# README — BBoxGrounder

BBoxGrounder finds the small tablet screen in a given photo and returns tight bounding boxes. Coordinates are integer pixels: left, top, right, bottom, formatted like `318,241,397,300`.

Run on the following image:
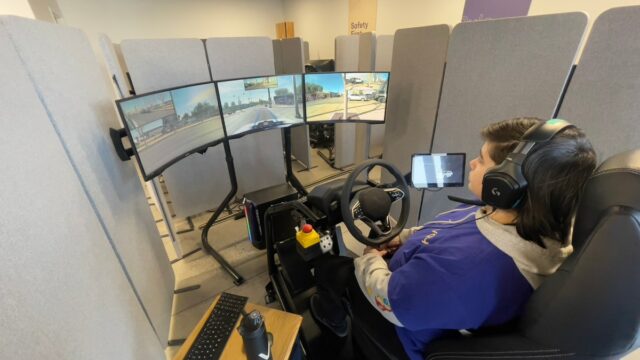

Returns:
411,153,466,188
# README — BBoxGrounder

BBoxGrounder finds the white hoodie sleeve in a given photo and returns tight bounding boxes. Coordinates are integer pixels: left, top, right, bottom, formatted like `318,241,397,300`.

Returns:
353,254,404,326
398,226,424,245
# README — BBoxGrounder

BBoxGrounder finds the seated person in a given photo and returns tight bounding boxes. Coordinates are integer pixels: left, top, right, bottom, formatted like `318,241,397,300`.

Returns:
310,117,597,360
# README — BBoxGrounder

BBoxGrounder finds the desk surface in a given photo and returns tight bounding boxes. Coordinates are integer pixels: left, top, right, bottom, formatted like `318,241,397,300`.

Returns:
174,294,303,360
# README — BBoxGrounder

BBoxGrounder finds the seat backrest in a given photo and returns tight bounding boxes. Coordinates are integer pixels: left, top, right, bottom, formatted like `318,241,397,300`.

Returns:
520,149,640,358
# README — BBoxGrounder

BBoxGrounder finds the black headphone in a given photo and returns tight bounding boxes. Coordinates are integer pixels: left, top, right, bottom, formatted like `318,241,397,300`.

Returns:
481,119,575,209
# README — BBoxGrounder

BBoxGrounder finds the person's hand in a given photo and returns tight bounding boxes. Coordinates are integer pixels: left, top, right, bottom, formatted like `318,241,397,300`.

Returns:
378,236,402,253
363,246,388,257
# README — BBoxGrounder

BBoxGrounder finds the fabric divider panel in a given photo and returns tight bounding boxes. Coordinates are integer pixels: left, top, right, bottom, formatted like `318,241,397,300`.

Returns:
273,39,284,74
3,16,175,345
334,35,360,168
354,32,376,164
279,37,312,170
558,6,640,162
98,34,129,97
0,16,164,359
370,34,394,158
419,13,587,224
382,25,450,226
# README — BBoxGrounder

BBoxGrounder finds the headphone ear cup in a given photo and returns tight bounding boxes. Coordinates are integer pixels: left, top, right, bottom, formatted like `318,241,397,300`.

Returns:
482,160,527,209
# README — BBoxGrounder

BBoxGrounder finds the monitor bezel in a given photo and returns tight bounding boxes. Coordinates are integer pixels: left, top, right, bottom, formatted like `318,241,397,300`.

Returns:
303,71,390,125
115,81,225,181
410,152,467,189
215,73,308,141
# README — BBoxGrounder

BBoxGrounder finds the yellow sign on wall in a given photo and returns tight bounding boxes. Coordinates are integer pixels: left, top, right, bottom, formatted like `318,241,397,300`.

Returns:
348,0,377,35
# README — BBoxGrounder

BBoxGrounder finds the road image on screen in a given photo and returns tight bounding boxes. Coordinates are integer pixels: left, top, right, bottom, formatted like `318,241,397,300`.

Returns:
118,83,223,179
412,153,466,188
217,75,304,137
305,72,389,123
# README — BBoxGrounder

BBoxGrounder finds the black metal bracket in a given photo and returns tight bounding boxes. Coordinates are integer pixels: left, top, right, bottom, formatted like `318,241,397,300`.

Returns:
200,138,245,286
283,127,308,196
109,127,134,161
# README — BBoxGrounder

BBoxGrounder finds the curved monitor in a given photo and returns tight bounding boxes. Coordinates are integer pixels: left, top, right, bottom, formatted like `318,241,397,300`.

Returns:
304,71,389,123
217,74,306,139
116,82,224,181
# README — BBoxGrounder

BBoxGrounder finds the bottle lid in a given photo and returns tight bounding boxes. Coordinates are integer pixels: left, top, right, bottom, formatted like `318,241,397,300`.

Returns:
302,224,313,233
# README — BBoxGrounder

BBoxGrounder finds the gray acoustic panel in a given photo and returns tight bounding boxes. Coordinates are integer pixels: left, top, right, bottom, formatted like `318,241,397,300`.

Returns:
374,35,394,71
354,32,376,163
0,16,163,359
335,35,359,168
3,16,174,345
281,37,305,74
358,32,376,71
98,34,128,98
272,39,283,74
370,34,394,158
113,43,131,87
382,25,450,226
559,6,640,162
206,37,275,79
120,38,210,93
206,37,286,196
420,13,587,224
279,37,312,169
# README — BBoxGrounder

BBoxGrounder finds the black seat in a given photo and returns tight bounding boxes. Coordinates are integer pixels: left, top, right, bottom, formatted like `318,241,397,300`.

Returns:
354,149,640,360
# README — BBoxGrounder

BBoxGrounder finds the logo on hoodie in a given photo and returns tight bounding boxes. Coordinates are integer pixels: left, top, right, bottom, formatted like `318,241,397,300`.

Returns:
375,295,392,312
422,230,438,245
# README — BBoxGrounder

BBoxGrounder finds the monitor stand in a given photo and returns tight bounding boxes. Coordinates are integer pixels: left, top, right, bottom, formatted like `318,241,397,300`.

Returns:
200,138,244,285
198,127,308,286
283,127,308,196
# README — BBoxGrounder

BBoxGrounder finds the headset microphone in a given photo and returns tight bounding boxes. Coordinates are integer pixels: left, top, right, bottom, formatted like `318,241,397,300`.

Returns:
448,195,486,207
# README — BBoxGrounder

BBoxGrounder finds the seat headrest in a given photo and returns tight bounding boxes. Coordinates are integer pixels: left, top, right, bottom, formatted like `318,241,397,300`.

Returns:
572,149,640,251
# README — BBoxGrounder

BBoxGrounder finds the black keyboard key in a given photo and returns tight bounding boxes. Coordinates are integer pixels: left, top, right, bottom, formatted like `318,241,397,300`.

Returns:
184,292,249,360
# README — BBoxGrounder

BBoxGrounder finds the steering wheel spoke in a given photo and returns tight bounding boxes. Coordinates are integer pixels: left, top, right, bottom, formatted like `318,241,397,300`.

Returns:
351,201,365,220
359,216,392,237
384,187,405,203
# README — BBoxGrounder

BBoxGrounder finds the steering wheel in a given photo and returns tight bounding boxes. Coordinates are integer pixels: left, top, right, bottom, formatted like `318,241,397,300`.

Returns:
340,159,410,247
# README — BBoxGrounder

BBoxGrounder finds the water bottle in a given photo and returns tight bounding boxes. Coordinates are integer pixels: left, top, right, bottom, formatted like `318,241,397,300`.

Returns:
237,309,273,360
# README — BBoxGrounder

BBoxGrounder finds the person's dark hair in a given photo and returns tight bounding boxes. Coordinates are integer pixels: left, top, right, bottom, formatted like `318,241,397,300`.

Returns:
481,117,597,246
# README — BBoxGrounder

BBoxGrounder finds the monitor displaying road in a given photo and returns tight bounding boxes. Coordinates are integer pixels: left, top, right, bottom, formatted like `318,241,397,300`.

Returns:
117,83,223,178
305,72,389,123
217,75,305,137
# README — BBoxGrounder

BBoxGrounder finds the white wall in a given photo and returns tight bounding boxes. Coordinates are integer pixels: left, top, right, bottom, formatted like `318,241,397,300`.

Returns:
57,0,284,42
376,0,465,35
283,0,347,59
529,0,640,47
51,0,640,60
0,0,34,18
284,0,640,60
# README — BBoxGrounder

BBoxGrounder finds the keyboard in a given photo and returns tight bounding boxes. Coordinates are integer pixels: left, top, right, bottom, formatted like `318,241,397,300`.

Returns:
184,292,249,360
